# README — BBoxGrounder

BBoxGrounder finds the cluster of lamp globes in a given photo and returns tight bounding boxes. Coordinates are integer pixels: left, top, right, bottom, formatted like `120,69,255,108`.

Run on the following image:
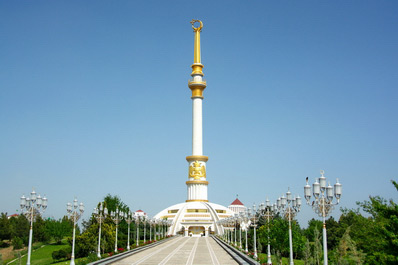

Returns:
67,199,85,218
304,170,342,217
20,190,48,214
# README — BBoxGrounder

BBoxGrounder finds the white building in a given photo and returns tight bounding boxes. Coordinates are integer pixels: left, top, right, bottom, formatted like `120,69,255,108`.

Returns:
153,20,234,237
228,198,247,214
134,209,147,218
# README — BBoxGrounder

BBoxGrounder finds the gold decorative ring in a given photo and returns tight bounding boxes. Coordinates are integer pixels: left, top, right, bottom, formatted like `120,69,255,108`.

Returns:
190,19,203,32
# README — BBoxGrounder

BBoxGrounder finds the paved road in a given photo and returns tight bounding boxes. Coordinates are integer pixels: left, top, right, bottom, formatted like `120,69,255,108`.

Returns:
111,236,238,265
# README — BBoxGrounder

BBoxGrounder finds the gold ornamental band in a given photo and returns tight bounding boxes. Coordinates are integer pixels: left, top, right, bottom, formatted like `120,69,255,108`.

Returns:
190,88,204,98
191,64,204,76
186,180,209,185
186,155,209,162
186,199,209,202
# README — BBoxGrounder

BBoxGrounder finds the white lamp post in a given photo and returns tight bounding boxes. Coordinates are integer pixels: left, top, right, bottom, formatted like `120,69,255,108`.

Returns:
93,202,108,258
153,219,157,241
242,210,250,253
234,213,238,246
149,218,152,242
304,170,342,265
161,219,167,238
238,212,243,249
66,198,84,265
143,216,147,244
228,218,233,244
135,216,140,246
20,189,47,265
124,211,133,250
110,207,122,252
167,220,172,237
277,188,301,265
259,198,277,265
248,204,259,259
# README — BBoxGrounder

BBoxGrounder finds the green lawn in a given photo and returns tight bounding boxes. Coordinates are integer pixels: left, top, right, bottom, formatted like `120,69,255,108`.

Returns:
8,243,68,265
258,253,304,265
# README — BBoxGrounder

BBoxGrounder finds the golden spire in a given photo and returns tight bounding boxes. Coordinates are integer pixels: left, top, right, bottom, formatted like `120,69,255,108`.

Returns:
188,19,207,98
191,19,203,65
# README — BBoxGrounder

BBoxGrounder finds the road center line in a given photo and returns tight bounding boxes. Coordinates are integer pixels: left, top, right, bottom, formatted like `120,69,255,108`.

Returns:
206,237,220,265
185,237,199,265
158,237,192,265
131,236,184,265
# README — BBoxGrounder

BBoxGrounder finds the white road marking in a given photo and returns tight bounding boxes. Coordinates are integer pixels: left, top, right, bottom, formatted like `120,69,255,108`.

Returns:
206,237,220,265
158,237,192,265
185,237,199,265
130,236,184,265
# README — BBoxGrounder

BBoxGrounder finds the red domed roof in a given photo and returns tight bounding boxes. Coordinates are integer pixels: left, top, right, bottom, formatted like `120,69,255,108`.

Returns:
230,198,244,206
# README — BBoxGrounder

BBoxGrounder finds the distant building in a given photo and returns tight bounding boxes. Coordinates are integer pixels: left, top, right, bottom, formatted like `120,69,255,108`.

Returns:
7,214,19,219
228,198,247,214
134,209,147,218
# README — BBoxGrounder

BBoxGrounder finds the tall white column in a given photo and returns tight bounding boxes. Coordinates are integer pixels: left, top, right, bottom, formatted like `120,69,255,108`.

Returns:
186,20,208,203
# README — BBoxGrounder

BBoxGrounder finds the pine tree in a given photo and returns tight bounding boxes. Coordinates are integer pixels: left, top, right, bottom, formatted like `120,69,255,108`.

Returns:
313,228,322,265
303,239,312,265
337,226,364,265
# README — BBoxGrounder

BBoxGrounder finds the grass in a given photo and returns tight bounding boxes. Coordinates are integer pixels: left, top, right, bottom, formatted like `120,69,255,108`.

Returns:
7,243,68,265
258,253,304,265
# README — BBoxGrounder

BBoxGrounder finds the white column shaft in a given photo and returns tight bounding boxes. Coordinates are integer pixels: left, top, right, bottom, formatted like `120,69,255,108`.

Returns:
192,98,203,156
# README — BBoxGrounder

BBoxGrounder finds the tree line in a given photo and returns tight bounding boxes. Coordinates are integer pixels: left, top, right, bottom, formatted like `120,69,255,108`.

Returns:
1,182,397,264
246,180,398,264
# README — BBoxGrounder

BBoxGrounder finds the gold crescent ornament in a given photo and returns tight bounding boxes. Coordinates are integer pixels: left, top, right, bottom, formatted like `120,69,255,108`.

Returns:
190,19,203,32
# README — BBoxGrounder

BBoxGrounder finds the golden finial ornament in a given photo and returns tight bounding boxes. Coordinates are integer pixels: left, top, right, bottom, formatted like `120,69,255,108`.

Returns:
190,19,203,32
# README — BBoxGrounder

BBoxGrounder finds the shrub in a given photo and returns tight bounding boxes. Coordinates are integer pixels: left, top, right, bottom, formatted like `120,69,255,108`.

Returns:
11,237,23,250
52,248,70,261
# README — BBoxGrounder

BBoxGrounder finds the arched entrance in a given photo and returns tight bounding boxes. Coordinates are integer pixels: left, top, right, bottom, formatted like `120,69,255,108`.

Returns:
188,226,205,237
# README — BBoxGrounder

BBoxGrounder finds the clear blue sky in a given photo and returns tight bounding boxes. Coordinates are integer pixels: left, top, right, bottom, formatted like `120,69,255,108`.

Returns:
1,1,397,227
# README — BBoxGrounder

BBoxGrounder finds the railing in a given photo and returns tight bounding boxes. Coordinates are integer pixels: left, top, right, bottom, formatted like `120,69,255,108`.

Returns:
212,235,260,265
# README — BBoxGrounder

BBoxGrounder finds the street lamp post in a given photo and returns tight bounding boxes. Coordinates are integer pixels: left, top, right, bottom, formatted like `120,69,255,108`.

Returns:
248,204,259,259
143,216,147,244
234,214,238,247
124,211,133,250
242,209,250,253
304,170,342,265
227,217,233,244
20,189,48,265
93,202,108,258
149,219,152,242
153,219,157,241
259,198,276,265
238,212,243,249
166,220,172,237
66,198,84,265
159,219,163,239
135,216,140,246
161,219,167,238
110,207,122,253
277,188,301,265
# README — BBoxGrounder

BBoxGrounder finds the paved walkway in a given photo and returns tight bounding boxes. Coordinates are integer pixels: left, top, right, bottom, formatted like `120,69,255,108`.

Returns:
111,237,238,265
